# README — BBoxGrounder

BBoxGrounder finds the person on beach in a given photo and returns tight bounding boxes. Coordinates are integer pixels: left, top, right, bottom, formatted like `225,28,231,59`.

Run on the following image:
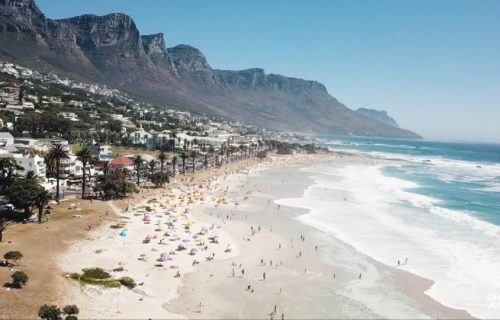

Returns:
282,313,285,320
242,269,245,277
263,272,266,281
359,273,362,279
232,268,235,277
278,243,281,250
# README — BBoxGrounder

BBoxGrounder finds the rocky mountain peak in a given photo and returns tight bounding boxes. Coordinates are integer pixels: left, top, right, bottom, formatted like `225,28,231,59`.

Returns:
167,44,212,74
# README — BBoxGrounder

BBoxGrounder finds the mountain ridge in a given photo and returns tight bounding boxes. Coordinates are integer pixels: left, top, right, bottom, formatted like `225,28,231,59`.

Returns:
0,0,421,138
356,108,400,128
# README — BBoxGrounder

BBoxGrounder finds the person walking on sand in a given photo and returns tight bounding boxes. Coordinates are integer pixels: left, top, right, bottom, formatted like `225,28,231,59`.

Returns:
359,273,362,279
263,272,266,281
232,268,235,277
242,269,245,277
274,305,277,314
278,243,281,250
282,313,285,320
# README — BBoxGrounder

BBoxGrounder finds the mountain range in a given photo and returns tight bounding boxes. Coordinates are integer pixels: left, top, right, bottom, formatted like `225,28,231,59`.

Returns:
0,0,421,139
355,108,400,128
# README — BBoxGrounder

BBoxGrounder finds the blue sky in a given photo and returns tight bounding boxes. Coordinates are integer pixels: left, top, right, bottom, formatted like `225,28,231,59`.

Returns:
37,0,500,143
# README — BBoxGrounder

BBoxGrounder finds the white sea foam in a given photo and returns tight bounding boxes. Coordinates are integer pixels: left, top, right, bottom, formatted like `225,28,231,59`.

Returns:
277,163,500,318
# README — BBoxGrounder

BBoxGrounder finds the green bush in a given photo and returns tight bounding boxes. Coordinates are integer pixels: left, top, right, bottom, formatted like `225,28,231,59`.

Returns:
39,304,62,320
119,276,136,289
62,305,79,317
69,273,80,280
11,270,28,288
3,250,23,265
81,268,111,280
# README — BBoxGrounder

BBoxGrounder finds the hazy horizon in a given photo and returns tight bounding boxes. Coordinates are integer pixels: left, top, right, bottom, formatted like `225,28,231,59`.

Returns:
37,0,500,143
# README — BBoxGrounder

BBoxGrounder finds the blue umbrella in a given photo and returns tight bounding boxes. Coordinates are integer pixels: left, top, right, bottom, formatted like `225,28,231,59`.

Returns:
119,230,127,237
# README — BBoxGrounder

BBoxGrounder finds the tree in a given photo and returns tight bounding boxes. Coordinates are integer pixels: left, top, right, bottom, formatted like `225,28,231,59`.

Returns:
11,270,28,288
35,189,52,224
76,147,94,199
180,152,187,174
6,174,41,217
158,151,167,173
257,150,268,160
4,250,23,265
102,160,110,175
189,150,197,173
0,157,24,187
39,305,62,320
148,159,157,176
46,145,69,202
171,156,177,177
62,305,79,320
132,155,143,185
150,172,169,188
94,174,136,200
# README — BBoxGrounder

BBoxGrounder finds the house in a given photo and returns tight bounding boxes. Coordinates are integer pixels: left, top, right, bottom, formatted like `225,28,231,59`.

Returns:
0,152,47,183
0,132,14,147
109,156,134,173
91,144,114,161
58,155,84,179
125,127,151,145
22,101,35,110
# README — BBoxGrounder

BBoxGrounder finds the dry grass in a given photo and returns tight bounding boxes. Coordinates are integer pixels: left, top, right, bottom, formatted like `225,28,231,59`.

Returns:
0,198,113,319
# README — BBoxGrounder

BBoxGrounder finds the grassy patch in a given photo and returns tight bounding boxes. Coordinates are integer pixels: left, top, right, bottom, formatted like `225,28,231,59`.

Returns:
66,268,135,289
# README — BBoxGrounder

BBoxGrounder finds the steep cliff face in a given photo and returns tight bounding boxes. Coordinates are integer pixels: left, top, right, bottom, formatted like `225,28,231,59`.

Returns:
141,33,170,69
0,0,421,138
356,108,400,128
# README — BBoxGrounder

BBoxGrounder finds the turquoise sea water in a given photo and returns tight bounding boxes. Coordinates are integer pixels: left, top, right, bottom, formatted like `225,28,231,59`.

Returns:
321,136,500,226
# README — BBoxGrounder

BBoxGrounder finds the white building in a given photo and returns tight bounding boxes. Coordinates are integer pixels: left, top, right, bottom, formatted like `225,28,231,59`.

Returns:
0,132,14,147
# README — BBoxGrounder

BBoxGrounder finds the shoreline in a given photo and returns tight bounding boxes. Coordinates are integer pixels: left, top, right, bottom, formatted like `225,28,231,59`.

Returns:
168,156,473,319
0,151,474,319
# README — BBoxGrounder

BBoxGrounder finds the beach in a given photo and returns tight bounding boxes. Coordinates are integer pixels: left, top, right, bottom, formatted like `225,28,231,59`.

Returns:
1,151,476,319
168,155,472,319
56,151,473,319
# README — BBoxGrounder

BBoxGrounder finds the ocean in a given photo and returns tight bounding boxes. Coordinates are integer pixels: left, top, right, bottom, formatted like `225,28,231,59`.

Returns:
278,137,500,318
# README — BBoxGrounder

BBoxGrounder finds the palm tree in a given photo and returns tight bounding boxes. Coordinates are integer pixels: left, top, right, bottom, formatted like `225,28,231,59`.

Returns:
133,155,143,185
46,145,69,202
172,156,177,176
23,170,39,184
76,147,94,199
171,131,177,151
189,150,197,173
102,160,110,175
35,189,52,224
180,152,187,174
158,151,167,173
148,159,157,176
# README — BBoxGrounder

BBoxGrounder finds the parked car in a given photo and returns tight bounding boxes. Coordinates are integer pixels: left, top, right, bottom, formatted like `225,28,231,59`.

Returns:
0,204,15,212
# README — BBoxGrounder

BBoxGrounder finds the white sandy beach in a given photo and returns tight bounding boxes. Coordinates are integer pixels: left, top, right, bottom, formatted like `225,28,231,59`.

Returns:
55,153,472,319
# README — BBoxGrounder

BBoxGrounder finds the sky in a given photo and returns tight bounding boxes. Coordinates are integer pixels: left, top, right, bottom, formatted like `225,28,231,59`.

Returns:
37,0,500,143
